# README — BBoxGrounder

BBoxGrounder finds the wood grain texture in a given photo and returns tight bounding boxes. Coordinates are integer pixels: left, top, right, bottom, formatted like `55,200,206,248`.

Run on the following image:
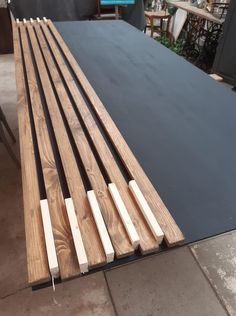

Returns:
34,22,133,258
25,22,106,267
42,20,159,254
19,21,80,280
13,21,50,285
47,20,184,246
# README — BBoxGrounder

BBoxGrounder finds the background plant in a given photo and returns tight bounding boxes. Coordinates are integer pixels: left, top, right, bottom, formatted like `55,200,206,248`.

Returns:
155,36,184,55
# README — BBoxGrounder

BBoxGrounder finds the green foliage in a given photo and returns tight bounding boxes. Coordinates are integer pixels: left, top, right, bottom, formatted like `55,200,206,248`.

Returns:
155,36,184,55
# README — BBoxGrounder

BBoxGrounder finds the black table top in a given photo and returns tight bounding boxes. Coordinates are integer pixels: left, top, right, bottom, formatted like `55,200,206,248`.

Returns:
55,20,236,244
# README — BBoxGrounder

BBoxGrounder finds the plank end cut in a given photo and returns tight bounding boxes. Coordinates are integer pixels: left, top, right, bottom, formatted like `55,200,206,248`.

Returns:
108,183,140,249
129,180,164,244
209,73,223,82
40,199,60,279
87,190,115,263
64,198,89,274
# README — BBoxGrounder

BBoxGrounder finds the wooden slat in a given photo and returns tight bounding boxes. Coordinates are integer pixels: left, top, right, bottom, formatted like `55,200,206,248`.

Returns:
65,198,88,273
46,20,184,246
87,191,115,263
33,22,133,258
40,199,59,278
129,180,164,244
41,20,159,254
108,183,139,248
13,21,50,285
24,22,106,267
19,21,80,280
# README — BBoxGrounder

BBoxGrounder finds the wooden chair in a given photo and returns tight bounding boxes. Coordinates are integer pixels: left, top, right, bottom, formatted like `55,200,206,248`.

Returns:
95,0,122,20
0,106,20,167
145,10,172,38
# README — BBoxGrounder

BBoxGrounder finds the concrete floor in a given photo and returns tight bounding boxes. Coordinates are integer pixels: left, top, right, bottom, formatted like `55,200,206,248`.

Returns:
0,54,236,316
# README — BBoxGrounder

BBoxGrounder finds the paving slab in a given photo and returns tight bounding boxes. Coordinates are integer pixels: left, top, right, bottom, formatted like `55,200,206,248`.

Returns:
105,247,227,316
0,54,27,297
0,272,115,316
0,167,27,298
191,232,236,316
0,54,18,164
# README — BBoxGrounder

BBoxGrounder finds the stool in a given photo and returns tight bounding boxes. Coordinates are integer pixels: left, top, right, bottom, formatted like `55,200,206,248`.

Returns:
145,10,171,38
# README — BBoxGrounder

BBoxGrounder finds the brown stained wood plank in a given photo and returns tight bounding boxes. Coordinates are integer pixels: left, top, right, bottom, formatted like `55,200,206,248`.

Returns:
47,20,184,246
19,22,80,280
13,22,50,285
41,21,158,254
25,23,106,267
33,23,134,258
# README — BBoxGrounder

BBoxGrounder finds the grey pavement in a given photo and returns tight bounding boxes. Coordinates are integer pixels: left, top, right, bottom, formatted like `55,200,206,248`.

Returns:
0,54,235,316
191,233,236,316
105,247,228,316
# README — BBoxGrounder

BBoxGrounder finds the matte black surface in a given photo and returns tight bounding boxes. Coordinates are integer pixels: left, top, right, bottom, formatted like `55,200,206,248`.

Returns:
213,0,236,86
55,21,236,244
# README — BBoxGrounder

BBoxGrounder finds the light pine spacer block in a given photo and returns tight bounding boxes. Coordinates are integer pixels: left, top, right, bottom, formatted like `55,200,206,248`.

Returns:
87,190,115,263
210,74,223,82
16,18,20,24
40,199,59,278
30,18,34,24
43,17,48,22
65,198,88,273
36,17,41,23
108,183,140,248
23,18,27,24
129,180,164,244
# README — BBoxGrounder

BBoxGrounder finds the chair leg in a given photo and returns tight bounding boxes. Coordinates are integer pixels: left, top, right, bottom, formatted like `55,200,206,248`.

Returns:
160,18,163,33
97,0,101,18
115,5,119,20
0,122,20,168
150,17,154,38
0,107,16,143
166,16,171,39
